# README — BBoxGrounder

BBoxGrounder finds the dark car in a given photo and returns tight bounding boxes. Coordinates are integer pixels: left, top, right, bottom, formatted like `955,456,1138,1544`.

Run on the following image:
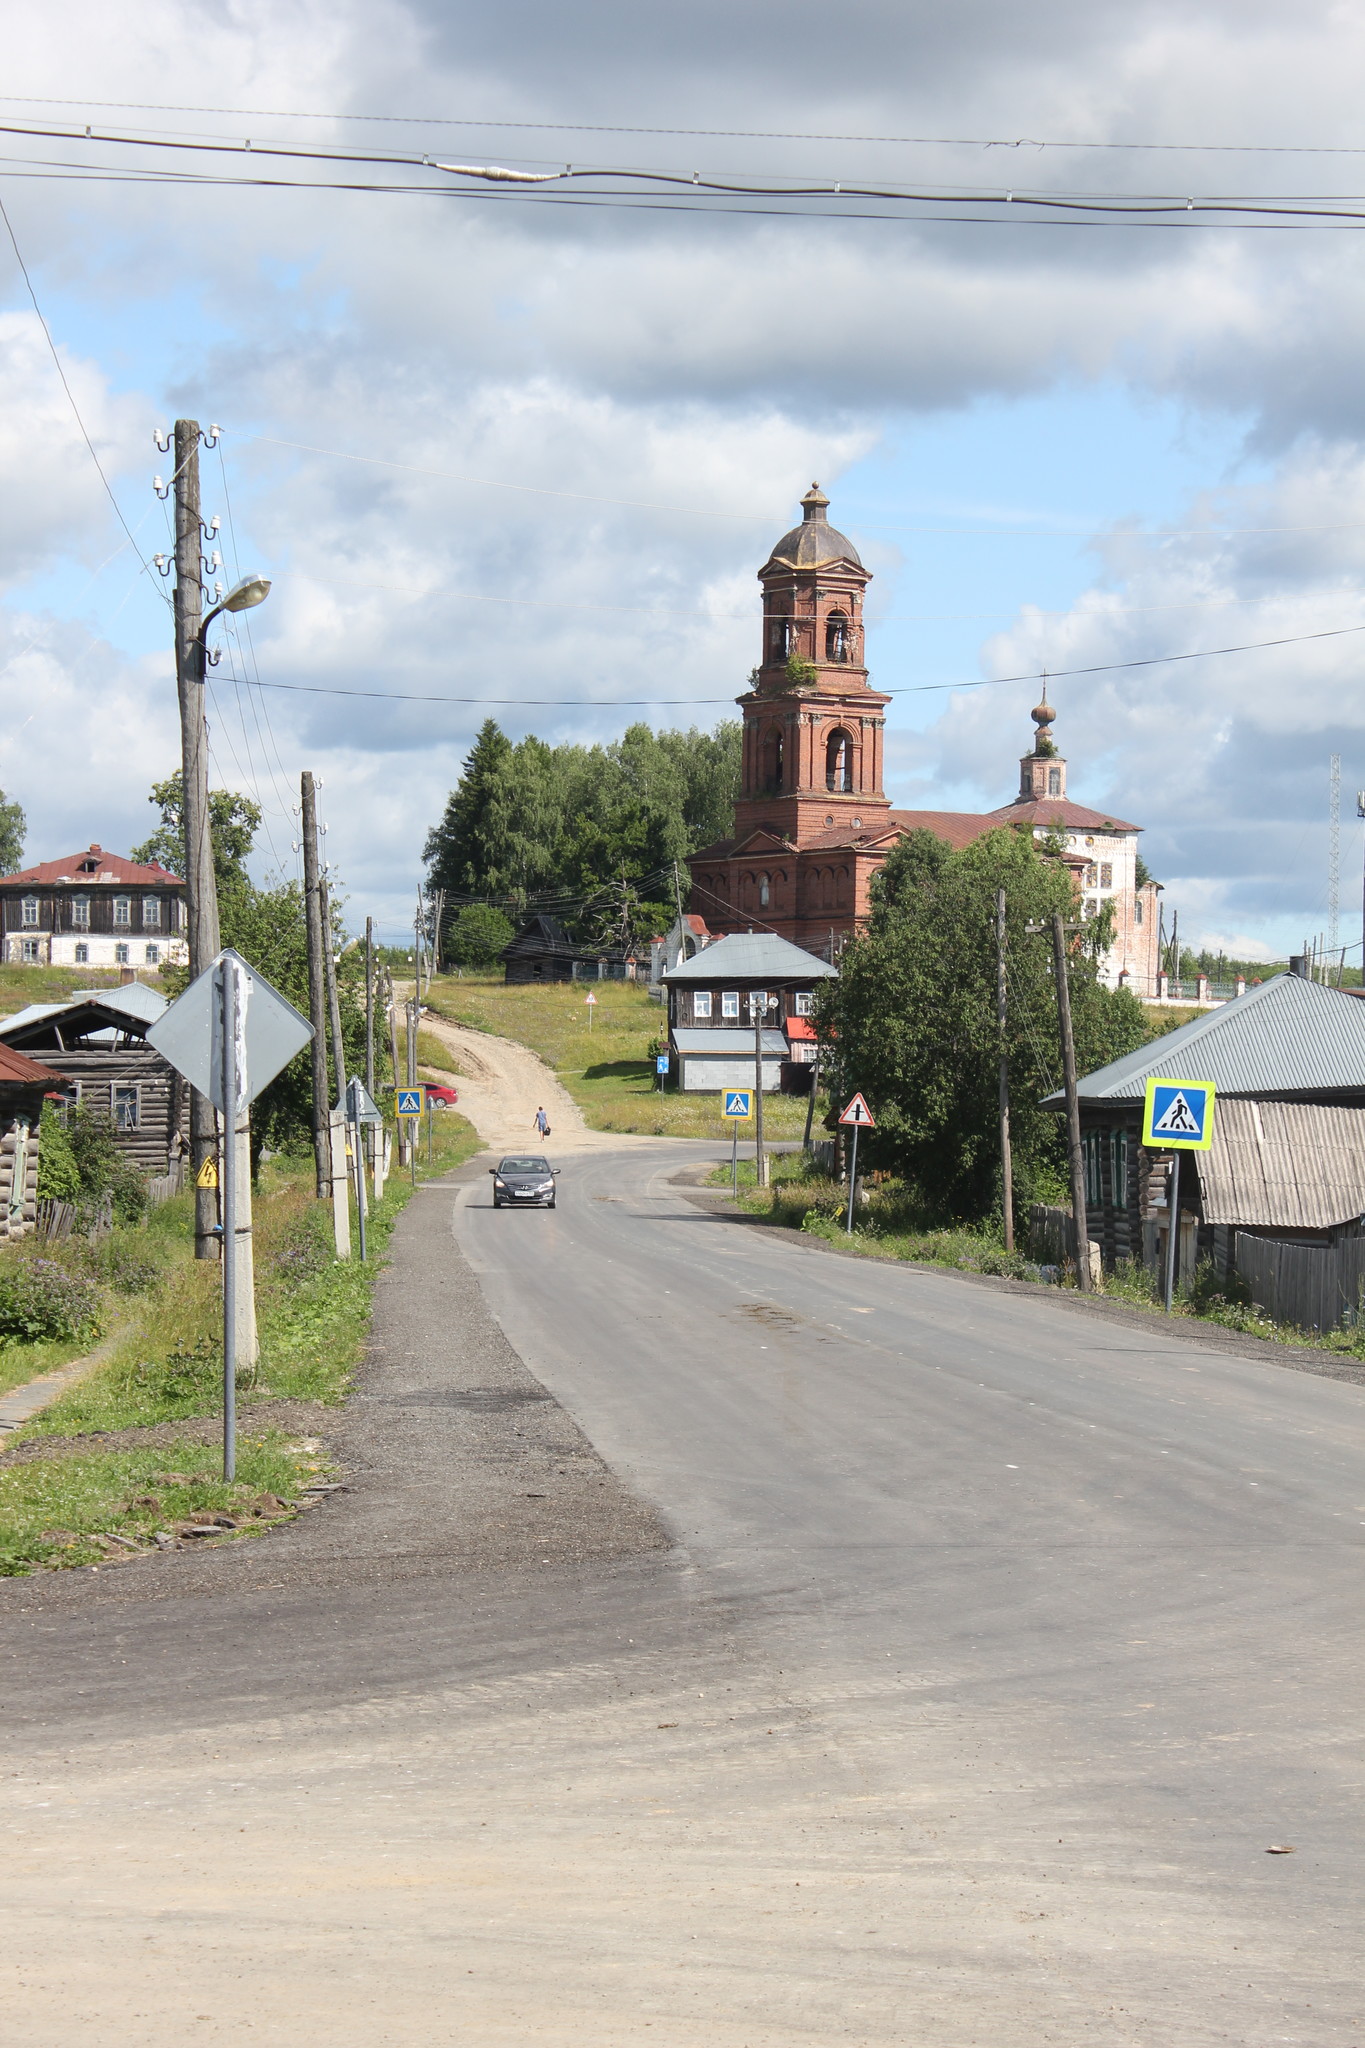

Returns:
489,1155,559,1209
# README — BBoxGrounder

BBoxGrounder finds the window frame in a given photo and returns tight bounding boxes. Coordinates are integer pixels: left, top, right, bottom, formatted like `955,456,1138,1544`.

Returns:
113,895,131,928
692,990,712,1019
145,942,160,966
21,937,39,963
114,942,130,965
113,1083,140,1132
21,895,39,928
142,896,161,928
74,942,89,965
1109,1128,1129,1210
720,990,740,1019
1083,1128,1103,1207
1099,863,1113,889
793,991,814,1016
1047,767,1062,796
72,894,90,929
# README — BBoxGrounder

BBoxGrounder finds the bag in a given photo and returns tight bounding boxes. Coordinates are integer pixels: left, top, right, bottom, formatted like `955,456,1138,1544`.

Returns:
543,1123,551,1137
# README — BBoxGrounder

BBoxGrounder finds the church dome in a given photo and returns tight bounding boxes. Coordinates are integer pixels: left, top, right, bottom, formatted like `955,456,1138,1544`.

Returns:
764,483,863,571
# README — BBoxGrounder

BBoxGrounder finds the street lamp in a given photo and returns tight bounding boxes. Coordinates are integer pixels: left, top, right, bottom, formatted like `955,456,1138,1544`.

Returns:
205,572,271,627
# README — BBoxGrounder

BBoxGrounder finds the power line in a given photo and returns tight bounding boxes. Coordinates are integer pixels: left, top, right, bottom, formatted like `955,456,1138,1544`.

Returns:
219,617,1365,710
0,191,168,606
2,95,1362,157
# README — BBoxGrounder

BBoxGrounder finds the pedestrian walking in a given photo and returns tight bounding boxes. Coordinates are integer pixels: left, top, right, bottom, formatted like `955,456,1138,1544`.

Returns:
533,1105,550,1136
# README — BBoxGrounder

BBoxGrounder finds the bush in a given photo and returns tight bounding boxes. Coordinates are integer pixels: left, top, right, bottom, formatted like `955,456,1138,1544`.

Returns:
0,1260,100,1344
35,1105,80,1204
64,1106,149,1223
448,903,516,968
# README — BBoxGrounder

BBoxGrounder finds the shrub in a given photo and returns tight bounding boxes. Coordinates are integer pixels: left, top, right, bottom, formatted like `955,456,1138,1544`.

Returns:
36,1104,81,1204
0,1260,100,1344
64,1106,149,1223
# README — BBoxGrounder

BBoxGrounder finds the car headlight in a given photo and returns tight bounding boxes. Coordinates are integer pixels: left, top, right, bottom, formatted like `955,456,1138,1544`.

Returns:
494,1178,507,1190
535,1180,554,1194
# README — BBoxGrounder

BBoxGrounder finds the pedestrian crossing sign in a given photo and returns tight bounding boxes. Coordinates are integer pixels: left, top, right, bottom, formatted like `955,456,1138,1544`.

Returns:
394,1086,426,1119
1142,1077,1215,1150
723,1090,753,1120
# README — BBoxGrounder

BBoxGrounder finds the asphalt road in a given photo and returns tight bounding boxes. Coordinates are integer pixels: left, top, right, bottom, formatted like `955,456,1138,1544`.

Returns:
4,1139,1364,2046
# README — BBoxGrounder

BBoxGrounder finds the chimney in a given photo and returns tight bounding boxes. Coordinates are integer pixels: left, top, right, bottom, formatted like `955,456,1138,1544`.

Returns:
119,966,136,986
1289,955,1309,978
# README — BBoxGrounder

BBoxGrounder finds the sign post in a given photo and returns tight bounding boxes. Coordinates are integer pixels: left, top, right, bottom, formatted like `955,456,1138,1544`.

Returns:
393,1085,426,1188
346,1076,383,1263
838,1093,876,1234
1141,1077,1216,1312
722,1088,753,1196
655,1052,669,1092
585,991,597,1032
148,949,313,1480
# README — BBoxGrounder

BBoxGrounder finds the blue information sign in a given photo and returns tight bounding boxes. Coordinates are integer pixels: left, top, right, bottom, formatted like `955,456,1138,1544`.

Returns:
1142,1077,1216,1151
723,1090,753,1120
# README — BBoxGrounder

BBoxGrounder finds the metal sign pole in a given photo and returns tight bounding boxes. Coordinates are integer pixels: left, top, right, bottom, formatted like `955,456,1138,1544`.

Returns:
219,958,238,1482
731,1126,738,1196
1163,1152,1181,1313
845,1123,860,1234
348,1081,368,1265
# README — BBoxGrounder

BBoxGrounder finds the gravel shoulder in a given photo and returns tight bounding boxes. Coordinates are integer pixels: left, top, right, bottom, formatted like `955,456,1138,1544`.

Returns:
0,1159,668,1615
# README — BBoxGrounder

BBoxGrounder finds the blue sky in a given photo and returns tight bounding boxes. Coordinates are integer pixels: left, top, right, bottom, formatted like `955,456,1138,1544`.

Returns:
4,0,1365,957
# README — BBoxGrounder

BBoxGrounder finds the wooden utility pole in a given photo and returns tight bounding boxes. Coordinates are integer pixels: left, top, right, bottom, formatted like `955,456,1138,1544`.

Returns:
364,916,375,1094
300,772,331,1197
752,993,768,1188
1051,911,1092,1292
386,967,400,1088
320,868,346,1106
996,887,1014,1251
803,1039,822,1152
173,419,222,1260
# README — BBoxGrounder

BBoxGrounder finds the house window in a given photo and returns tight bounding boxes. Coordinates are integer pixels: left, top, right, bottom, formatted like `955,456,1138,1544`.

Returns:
1084,864,1098,888
21,938,39,963
721,991,740,1019
749,990,770,1018
693,991,712,1019
72,895,90,929
1099,863,1113,888
114,896,131,927
74,943,88,964
794,992,813,1016
1109,1129,1129,1209
21,895,38,927
1083,1129,1103,1207
759,873,771,908
145,943,160,966
1047,768,1061,796
113,1085,140,1131
1135,899,1144,926
791,1041,818,1063
115,942,129,965
825,612,849,662
143,897,161,927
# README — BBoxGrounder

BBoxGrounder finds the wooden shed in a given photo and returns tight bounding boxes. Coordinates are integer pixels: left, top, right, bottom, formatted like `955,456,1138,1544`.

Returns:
0,989,187,1177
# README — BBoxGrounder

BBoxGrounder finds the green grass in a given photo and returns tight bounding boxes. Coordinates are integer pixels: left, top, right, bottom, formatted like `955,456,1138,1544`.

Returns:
0,961,142,1017
0,1429,329,1575
0,1333,103,1401
0,1107,480,1571
424,971,817,1140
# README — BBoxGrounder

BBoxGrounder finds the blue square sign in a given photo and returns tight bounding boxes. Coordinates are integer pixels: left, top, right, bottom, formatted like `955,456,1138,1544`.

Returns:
1142,1077,1215,1150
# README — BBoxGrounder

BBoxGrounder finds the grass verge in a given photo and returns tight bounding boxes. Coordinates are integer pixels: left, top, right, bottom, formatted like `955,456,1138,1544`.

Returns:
424,971,817,1140
0,1106,480,1570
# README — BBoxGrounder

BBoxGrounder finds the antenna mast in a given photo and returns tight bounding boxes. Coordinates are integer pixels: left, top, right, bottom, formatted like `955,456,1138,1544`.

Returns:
1329,753,1341,971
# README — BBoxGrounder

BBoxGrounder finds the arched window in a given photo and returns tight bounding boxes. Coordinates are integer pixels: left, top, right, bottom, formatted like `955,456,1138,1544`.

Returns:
759,873,771,908
761,725,784,792
825,612,849,662
1047,767,1061,796
770,617,792,663
825,728,855,792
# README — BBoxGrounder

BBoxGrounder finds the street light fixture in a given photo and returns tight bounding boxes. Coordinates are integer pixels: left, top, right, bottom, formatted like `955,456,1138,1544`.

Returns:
207,572,271,623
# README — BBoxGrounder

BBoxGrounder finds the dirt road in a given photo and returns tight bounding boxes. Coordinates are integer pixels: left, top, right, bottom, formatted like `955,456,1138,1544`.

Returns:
420,1009,652,1152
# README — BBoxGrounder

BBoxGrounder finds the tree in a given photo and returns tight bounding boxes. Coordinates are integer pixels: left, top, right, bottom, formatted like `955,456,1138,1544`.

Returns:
132,772,261,902
0,789,25,875
818,828,1150,1225
423,720,516,896
448,903,516,968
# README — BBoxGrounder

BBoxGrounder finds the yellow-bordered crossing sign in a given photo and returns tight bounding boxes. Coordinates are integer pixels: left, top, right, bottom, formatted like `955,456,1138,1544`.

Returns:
1142,1077,1215,1150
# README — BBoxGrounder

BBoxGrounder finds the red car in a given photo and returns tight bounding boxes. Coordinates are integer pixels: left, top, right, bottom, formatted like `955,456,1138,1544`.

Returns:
425,1083,459,1108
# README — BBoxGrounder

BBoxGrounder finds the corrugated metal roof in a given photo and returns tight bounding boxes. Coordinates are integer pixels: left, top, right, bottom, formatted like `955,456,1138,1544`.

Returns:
74,983,167,1023
663,931,836,982
1196,1099,1365,1229
1046,973,1365,1103
0,1042,65,1087
671,1029,790,1055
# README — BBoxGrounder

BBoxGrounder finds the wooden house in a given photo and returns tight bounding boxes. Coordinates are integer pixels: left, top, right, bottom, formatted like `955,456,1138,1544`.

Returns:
0,844,187,971
1045,966,1365,1286
0,986,187,1176
661,930,836,1091
0,1042,68,1240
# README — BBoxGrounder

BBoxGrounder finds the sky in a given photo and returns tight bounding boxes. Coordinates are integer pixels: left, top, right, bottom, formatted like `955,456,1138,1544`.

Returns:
3,1,1365,956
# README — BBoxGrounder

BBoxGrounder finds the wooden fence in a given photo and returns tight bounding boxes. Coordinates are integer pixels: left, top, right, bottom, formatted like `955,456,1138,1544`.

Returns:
1234,1232,1365,1334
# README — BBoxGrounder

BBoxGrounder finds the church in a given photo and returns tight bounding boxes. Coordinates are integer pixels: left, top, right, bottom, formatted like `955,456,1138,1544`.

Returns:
685,485,1161,994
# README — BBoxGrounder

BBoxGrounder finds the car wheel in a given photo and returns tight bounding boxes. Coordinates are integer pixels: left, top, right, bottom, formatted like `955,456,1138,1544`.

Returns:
548,1196,556,1209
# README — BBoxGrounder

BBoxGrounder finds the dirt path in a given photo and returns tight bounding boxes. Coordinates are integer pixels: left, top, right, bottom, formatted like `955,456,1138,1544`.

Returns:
420,1011,655,1152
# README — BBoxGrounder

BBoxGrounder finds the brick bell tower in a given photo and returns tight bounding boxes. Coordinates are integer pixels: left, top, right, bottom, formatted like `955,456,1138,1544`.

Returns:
686,485,897,949
733,484,891,840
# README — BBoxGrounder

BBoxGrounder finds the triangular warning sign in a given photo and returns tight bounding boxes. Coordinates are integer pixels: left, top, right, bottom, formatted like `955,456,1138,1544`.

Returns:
839,1092,875,1128
1153,1090,1200,1136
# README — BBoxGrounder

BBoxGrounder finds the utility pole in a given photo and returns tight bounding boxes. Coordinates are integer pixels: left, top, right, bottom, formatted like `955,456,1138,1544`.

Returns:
300,773,331,1198
364,916,375,1094
406,995,419,1087
802,1039,822,1152
432,888,445,976
752,992,768,1188
996,887,1014,1252
1329,753,1341,966
1357,791,1365,989
1051,911,1092,1293
320,868,346,1106
173,419,222,1261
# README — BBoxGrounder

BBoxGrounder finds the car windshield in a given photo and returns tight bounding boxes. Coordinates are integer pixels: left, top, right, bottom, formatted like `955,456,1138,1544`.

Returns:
498,1157,550,1176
